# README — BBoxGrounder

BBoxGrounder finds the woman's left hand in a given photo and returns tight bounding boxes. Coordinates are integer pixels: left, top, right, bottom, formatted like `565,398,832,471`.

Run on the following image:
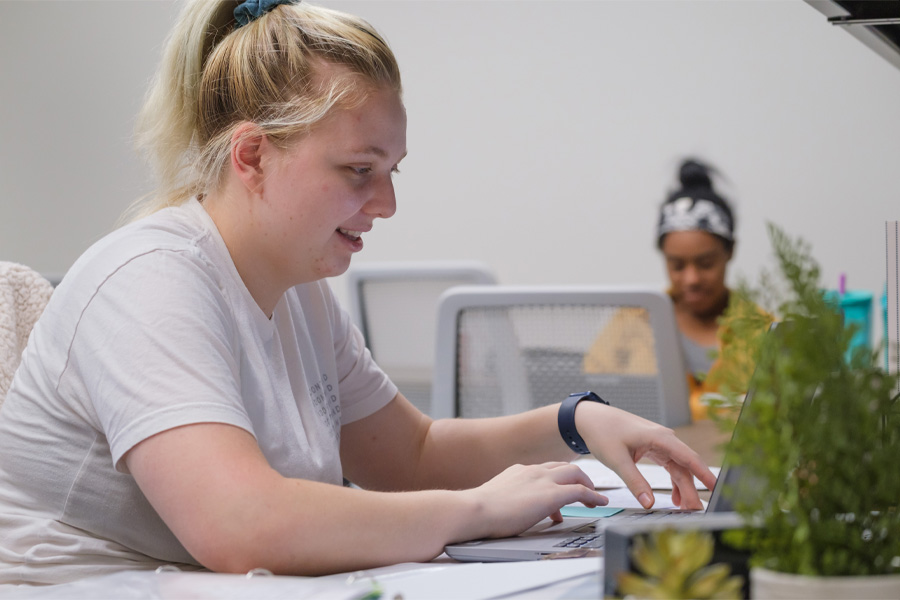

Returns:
574,402,718,510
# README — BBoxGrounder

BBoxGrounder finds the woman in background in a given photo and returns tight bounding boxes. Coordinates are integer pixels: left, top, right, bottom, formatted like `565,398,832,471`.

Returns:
658,159,745,419
586,159,768,420
0,0,715,586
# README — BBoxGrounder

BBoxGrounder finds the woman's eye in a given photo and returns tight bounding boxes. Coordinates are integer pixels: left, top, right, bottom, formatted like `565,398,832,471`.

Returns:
391,166,401,175
350,166,372,176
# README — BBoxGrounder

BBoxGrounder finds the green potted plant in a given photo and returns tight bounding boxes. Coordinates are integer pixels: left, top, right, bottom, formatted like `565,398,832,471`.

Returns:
716,224,900,598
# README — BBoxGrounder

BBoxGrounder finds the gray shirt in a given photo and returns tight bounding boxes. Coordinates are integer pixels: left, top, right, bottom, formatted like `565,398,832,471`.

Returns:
678,332,716,376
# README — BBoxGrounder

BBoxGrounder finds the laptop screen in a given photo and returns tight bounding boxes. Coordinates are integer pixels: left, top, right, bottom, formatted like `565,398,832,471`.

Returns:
705,321,782,513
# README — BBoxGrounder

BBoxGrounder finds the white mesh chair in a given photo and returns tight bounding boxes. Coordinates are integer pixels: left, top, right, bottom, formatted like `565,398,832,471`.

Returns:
345,261,496,416
432,285,690,427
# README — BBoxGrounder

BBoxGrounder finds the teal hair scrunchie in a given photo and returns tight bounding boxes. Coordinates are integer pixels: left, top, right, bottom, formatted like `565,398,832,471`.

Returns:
234,0,297,28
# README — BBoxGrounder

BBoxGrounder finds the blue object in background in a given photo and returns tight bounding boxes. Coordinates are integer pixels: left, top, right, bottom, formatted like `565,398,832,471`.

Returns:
883,285,889,370
823,289,873,363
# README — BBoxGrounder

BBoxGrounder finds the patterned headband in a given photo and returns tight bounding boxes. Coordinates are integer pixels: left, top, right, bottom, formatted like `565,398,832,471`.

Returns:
234,0,299,28
657,196,734,242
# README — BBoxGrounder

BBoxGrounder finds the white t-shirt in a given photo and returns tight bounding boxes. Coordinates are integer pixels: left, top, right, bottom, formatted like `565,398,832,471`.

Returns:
0,199,397,585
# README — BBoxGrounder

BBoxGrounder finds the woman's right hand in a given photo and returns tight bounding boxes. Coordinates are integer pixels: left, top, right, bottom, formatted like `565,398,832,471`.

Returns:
456,462,608,542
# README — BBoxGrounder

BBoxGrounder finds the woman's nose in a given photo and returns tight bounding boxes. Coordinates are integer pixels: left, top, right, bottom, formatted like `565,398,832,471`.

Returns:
364,174,397,219
682,265,701,285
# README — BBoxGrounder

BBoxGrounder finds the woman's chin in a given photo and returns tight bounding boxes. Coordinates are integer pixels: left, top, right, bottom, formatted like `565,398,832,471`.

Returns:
321,257,354,279
686,299,727,319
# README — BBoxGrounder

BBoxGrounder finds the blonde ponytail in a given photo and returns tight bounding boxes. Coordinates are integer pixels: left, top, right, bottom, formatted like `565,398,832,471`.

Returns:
130,0,401,219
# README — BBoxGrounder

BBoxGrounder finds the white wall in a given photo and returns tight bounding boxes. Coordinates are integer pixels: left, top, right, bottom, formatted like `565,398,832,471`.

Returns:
2,1,899,333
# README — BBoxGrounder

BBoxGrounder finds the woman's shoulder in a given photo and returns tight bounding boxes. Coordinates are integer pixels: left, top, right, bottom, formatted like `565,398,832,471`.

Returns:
724,289,774,322
55,202,231,311
77,201,220,275
716,288,775,352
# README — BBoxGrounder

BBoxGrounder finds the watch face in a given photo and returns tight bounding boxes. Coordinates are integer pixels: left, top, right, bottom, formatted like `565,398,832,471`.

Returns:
571,391,608,405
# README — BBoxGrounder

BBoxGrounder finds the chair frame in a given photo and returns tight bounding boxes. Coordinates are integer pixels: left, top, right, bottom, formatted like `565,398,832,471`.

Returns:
345,260,497,352
431,285,690,426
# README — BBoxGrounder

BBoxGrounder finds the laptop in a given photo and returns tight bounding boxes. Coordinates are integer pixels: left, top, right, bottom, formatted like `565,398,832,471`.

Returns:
443,325,771,562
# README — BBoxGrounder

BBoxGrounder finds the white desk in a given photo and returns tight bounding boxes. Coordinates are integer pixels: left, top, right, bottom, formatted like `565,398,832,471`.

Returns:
4,559,601,599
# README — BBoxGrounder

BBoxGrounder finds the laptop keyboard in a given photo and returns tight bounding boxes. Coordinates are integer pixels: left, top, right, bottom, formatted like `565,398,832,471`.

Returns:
552,510,698,549
617,509,698,521
553,532,604,549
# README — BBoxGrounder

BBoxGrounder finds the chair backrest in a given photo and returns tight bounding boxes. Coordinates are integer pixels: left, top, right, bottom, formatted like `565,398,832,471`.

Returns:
432,285,690,427
345,261,497,416
0,262,54,406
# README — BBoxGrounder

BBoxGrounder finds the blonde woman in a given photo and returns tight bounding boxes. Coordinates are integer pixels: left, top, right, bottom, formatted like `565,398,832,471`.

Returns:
0,0,715,585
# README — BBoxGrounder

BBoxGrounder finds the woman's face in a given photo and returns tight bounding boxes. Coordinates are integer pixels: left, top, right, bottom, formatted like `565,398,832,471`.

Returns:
661,230,732,318
254,86,407,285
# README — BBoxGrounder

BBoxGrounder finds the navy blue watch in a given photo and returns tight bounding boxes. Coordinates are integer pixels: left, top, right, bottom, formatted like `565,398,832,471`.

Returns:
558,391,609,455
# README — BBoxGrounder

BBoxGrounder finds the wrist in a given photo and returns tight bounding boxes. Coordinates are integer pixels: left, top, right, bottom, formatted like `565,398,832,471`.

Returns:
447,487,489,544
558,391,609,455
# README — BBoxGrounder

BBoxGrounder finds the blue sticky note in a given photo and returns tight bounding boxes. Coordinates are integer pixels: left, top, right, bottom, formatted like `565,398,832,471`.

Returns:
559,506,624,518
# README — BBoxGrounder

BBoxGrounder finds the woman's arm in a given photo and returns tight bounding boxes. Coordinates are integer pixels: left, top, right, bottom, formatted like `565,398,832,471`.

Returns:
340,394,571,491
125,421,606,576
341,393,717,509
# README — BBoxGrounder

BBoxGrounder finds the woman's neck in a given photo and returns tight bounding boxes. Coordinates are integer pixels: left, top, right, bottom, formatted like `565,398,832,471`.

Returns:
674,291,729,346
201,190,285,319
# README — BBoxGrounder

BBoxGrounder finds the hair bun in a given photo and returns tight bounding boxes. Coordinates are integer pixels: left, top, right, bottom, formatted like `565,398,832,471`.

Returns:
678,159,713,191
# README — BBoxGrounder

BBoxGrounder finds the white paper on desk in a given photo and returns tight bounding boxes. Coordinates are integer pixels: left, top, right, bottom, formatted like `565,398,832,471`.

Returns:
573,458,720,490
374,558,598,600
569,487,708,511
595,487,675,509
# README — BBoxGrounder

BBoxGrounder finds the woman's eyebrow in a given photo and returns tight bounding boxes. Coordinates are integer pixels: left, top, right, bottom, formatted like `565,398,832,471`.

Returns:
350,146,408,162
665,250,721,262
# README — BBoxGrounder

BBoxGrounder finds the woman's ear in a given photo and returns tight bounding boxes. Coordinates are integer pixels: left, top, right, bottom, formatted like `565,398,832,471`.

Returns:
230,123,267,194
